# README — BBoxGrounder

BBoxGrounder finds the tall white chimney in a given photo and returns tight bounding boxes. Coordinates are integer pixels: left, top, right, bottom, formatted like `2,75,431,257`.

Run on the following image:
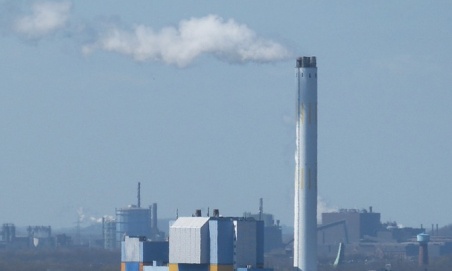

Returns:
294,56,317,271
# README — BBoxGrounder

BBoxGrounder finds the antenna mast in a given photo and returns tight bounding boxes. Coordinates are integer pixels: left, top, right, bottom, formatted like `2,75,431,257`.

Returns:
137,182,141,208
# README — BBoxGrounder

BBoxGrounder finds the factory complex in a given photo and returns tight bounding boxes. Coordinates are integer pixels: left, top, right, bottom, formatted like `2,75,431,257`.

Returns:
113,203,452,271
1,58,451,271
121,211,270,271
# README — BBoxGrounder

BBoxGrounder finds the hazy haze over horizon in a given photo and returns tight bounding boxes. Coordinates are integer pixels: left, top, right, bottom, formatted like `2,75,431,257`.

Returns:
0,1,451,229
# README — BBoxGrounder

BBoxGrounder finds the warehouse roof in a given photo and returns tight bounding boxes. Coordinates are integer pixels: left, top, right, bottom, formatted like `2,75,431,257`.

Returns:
171,217,210,229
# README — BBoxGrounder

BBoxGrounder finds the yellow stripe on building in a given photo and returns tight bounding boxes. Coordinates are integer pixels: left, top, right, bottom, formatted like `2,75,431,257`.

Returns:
169,263,179,271
210,264,233,271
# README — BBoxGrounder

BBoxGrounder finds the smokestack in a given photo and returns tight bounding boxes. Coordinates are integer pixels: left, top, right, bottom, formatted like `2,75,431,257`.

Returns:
213,209,220,217
152,203,158,230
294,56,318,271
195,209,202,217
259,198,263,221
137,182,141,208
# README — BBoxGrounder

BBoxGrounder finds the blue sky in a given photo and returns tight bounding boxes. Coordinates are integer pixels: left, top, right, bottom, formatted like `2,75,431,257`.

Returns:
0,1,451,229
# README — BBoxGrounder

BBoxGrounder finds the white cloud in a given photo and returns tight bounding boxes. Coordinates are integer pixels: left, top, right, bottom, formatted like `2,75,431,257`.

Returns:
13,1,71,38
83,15,291,67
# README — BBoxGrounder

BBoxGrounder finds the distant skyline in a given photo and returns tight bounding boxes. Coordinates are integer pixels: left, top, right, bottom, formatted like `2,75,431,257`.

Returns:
1,1,451,229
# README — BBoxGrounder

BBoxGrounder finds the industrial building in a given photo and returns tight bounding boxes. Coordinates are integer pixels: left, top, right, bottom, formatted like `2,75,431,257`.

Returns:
116,205,152,242
103,217,117,250
1,223,15,244
121,211,272,271
115,203,165,247
115,183,165,249
314,207,452,267
27,225,53,247
122,236,169,270
317,207,433,248
319,207,381,244
0,223,72,249
243,198,283,252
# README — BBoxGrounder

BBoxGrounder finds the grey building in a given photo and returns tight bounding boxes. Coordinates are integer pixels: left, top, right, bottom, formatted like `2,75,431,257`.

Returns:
319,208,381,244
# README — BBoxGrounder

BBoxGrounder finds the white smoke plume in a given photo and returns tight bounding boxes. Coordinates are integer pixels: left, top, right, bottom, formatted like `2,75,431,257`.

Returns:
76,207,113,224
83,14,291,67
76,207,85,223
317,197,338,224
90,215,114,223
89,216,102,223
13,1,71,39
3,2,291,66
